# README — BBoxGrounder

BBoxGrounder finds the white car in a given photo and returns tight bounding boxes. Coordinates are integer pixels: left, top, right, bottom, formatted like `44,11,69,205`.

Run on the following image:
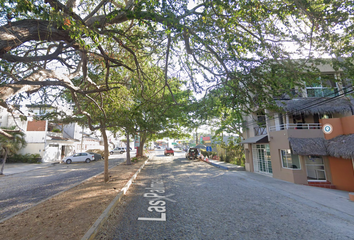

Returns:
110,147,126,155
62,152,95,164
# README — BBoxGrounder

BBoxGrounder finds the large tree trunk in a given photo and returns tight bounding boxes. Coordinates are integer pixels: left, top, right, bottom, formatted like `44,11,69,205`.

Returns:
138,132,147,157
0,148,9,175
126,131,131,165
100,127,109,182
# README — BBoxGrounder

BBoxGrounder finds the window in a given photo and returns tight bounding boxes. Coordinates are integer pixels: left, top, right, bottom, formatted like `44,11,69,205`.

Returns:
306,75,339,97
280,149,301,169
306,156,326,181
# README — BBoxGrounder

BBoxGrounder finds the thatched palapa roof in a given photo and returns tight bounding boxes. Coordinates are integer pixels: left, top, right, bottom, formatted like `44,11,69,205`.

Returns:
276,97,354,115
289,137,327,156
289,134,354,159
326,134,354,159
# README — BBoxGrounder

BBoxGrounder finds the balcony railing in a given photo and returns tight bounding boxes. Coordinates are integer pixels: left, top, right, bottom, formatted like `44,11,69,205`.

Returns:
254,127,267,136
269,123,322,132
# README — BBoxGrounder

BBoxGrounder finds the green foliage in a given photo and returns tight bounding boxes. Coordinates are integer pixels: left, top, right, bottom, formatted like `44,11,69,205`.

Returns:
0,127,27,155
52,128,61,133
200,149,217,158
7,153,41,163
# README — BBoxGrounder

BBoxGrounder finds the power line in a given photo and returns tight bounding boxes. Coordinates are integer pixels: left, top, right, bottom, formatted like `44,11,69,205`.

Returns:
242,86,354,129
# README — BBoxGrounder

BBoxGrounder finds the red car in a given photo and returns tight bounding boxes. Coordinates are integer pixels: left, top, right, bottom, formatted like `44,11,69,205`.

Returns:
164,148,174,156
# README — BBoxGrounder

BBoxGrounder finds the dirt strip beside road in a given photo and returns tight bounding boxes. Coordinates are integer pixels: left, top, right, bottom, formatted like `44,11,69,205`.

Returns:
0,157,148,240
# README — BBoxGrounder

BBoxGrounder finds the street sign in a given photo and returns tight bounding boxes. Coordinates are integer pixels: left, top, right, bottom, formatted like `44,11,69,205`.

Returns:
206,146,212,152
134,135,140,147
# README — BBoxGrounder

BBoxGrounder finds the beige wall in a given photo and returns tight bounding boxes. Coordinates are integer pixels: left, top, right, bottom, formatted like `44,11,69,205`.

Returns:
269,129,324,184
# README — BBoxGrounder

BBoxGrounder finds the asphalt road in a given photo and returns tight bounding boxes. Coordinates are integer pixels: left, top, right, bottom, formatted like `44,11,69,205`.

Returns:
96,150,354,240
0,156,125,221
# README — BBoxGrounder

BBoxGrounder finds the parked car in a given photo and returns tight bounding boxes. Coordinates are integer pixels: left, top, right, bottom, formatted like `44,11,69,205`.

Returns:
110,147,126,155
186,148,199,160
164,148,174,156
62,152,95,164
87,152,103,161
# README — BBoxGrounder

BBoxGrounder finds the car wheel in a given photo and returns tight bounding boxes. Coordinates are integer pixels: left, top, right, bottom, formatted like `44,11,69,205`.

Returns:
85,158,91,163
120,151,124,154
66,159,72,164
172,153,174,156
110,151,113,155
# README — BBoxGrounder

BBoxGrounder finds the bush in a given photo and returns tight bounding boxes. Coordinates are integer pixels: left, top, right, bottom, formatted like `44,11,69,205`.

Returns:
7,153,41,163
225,154,231,163
200,150,217,158
52,128,61,133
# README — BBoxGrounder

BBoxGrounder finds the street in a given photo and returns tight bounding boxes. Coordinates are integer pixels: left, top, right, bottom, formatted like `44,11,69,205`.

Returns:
0,156,125,221
96,150,354,240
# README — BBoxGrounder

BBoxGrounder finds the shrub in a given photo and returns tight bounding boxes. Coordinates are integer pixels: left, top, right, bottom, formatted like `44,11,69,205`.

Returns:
200,150,217,158
52,128,61,133
7,153,42,163
225,154,231,163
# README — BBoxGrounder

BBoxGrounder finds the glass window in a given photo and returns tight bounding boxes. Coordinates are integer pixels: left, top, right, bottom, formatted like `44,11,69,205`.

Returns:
280,149,301,169
306,156,326,180
306,75,338,97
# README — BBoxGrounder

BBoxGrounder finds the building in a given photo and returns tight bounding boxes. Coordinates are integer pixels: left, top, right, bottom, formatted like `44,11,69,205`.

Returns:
0,105,103,162
241,63,354,191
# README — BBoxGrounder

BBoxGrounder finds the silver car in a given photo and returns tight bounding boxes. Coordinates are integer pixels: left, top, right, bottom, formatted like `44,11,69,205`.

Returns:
62,152,95,164
110,147,126,155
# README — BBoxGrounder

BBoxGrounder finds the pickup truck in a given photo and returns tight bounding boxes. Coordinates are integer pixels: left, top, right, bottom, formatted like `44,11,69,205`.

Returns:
164,148,174,156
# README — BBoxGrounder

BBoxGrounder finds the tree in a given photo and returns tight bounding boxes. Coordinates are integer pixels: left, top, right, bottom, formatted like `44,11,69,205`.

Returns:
2,0,351,116
0,127,27,175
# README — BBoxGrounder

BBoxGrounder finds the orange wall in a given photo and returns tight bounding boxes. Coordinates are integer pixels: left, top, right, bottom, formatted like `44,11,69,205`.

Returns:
321,116,354,192
341,115,354,135
329,157,354,192
27,120,46,131
320,118,343,140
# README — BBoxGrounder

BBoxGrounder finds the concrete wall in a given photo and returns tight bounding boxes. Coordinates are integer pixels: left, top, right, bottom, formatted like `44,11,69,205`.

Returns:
25,131,46,143
268,129,324,185
328,157,354,192
19,143,45,157
321,116,354,191
341,115,354,135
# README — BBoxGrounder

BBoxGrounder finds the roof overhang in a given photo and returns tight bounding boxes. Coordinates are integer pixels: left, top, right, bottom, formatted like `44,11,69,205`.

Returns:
240,135,268,144
289,137,327,156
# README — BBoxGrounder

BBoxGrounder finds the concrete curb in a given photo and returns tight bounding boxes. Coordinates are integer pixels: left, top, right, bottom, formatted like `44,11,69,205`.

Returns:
208,161,229,170
202,158,245,171
81,158,149,240
0,159,123,224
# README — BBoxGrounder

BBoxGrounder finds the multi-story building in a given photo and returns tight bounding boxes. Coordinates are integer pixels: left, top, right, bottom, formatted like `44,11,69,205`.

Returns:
0,105,103,162
241,63,354,191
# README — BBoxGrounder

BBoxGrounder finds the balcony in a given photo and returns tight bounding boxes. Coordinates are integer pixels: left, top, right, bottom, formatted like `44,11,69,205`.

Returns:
269,123,322,132
254,126,267,136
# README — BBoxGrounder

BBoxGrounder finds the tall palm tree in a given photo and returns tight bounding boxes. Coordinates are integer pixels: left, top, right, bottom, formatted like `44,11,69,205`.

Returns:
0,127,27,175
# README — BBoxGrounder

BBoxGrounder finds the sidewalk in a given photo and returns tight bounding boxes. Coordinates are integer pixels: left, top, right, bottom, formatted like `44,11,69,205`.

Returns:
2,162,58,175
202,158,245,171
237,170,354,220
